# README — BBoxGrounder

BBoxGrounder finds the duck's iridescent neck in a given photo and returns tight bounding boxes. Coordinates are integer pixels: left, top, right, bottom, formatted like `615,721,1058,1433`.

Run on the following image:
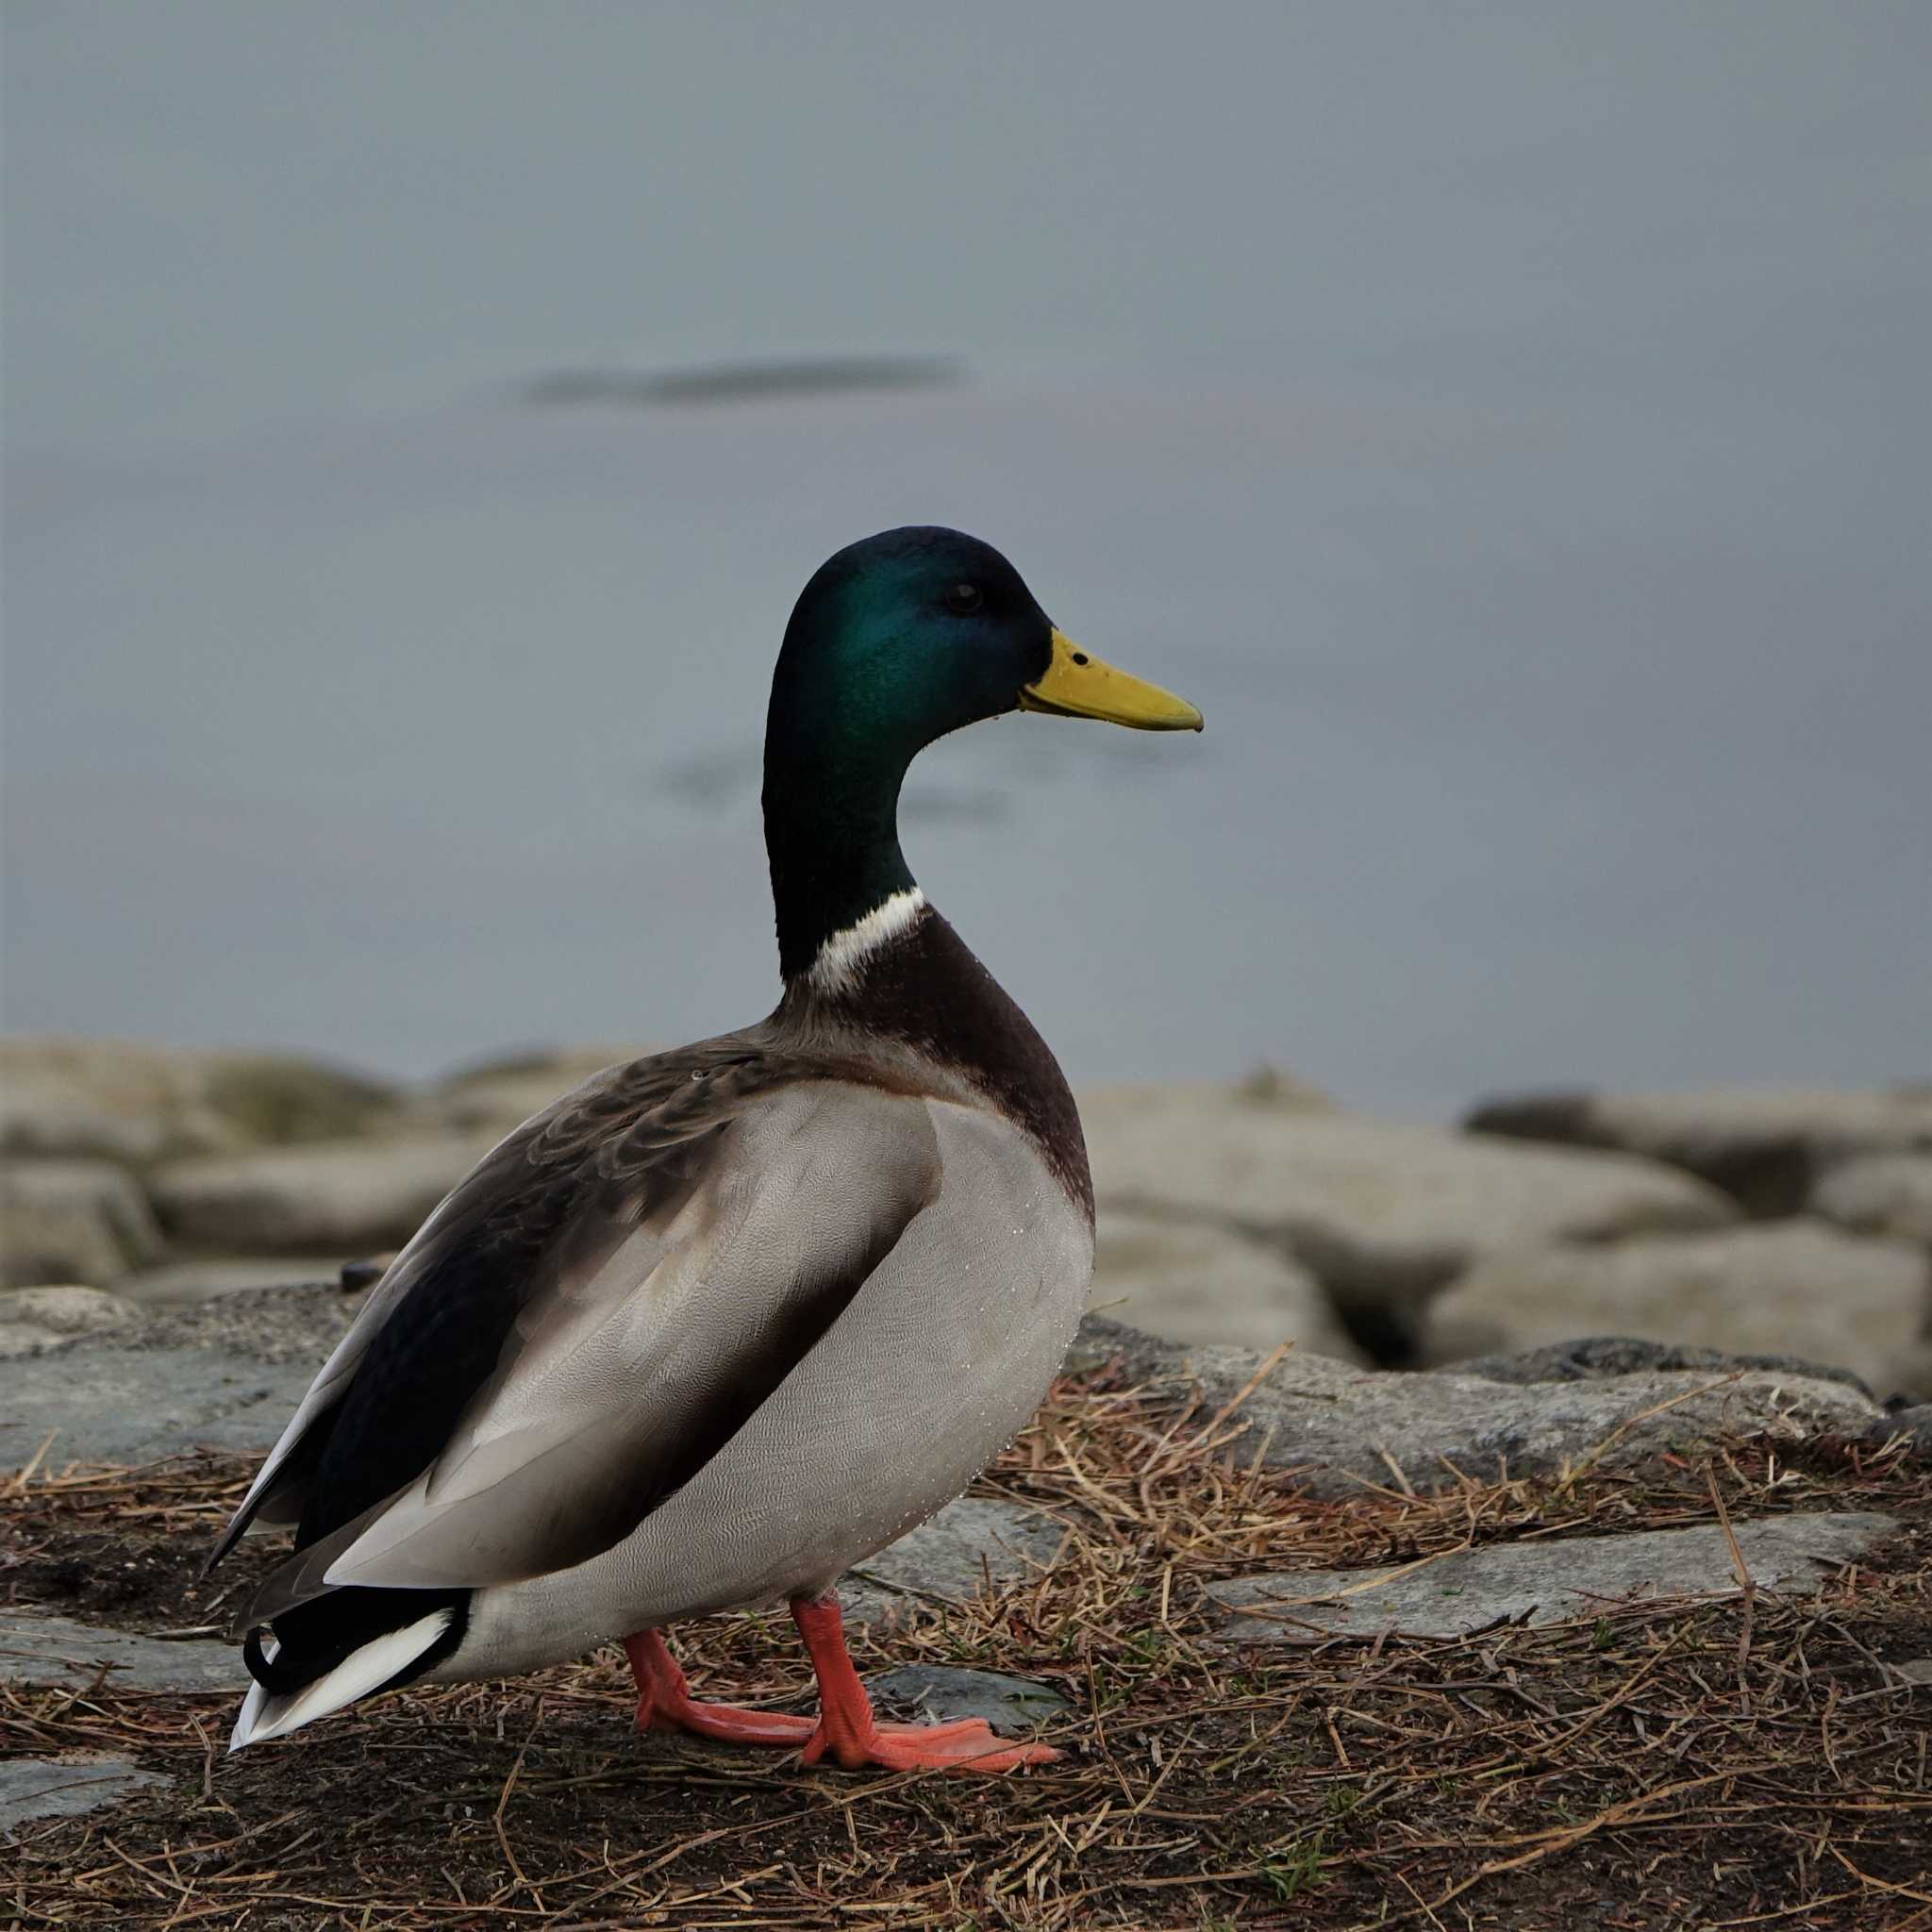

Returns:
762,768,919,981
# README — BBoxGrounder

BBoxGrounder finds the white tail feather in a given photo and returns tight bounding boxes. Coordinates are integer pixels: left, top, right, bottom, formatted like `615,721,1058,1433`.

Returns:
227,1609,454,1753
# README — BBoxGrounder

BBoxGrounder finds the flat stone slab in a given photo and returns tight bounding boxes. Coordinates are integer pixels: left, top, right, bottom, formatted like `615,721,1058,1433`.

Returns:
0,1608,241,1694
0,1295,1894,1525
1,1157,164,1291
0,1284,358,1468
1811,1153,1932,1246
1429,1224,1930,1404
1089,1205,1363,1361
846,1497,1065,1625
1208,1511,1898,1641
0,1341,325,1466
117,1259,344,1306
149,1132,498,1255
1466,1086,1932,1217
1085,1107,1735,1351
0,1037,398,1167
0,1755,171,1834
868,1665,1068,1732
1445,1336,1874,1391
1074,1317,1886,1498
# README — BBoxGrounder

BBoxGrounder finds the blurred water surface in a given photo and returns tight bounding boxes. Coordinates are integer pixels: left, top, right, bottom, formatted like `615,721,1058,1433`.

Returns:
4,5,1927,1111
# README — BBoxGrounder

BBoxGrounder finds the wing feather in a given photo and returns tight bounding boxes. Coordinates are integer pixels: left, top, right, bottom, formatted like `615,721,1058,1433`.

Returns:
317,1084,940,1591
228,1058,943,1618
208,1037,823,1569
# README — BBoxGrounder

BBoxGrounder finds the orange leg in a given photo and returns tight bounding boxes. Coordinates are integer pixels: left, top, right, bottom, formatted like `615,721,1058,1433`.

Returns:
625,1607,1060,1774
791,1594,1061,1774
623,1628,815,1746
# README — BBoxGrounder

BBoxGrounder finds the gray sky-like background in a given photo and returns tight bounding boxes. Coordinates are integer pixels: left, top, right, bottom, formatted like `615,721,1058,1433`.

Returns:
4,3,1927,1112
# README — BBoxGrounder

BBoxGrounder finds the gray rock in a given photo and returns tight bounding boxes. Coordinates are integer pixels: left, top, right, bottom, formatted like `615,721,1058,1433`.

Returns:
1,1039,238,1166
0,1341,326,1466
0,1284,139,1359
0,1283,367,1465
0,1036,397,1166
0,1324,69,1361
1084,1106,1734,1360
1071,1314,1883,1498
129,1280,361,1362
1088,1206,1364,1361
1467,1086,1932,1217
1081,1075,1336,1134
0,1607,241,1693
0,1284,138,1328
868,1665,1067,1731
0,1282,374,1465
149,1131,496,1254
0,1158,164,1289
117,1257,345,1306
1429,1224,1932,1403
1867,1405,1932,1457
1208,1511,1898,1641
0,1755,171,1834
1811,1154,1932,1248
0,1286,1888,1526
847,1497,1065,1624
1449,1335,1874,1394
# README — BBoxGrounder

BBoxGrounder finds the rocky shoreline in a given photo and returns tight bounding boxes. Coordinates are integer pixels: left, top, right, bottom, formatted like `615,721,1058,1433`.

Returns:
6,1035,1930,1401
8,1278,1920,1491
7,1035,1932,1669
6,1293,1928,1862
5,1041,1930,1895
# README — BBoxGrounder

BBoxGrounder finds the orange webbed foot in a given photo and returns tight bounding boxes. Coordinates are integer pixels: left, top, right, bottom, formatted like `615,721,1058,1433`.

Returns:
803,1713,1061,1774
789,1595,1059,1776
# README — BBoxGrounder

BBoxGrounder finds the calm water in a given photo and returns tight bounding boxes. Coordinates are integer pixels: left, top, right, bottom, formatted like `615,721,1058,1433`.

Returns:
5,7,1927,1114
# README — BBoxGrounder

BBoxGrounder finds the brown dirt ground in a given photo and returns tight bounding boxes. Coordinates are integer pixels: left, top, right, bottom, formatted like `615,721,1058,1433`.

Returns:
5,1354,1931,1930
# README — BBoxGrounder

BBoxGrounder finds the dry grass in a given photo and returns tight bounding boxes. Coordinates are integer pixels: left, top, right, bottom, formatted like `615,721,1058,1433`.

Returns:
5,1349,1931,1930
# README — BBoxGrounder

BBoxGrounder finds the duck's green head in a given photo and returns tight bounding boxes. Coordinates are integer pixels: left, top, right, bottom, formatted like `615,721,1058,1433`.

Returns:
764,525,1201,981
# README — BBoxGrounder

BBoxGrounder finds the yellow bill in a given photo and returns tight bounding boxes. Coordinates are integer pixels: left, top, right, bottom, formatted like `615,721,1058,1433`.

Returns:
1019,629,1204,732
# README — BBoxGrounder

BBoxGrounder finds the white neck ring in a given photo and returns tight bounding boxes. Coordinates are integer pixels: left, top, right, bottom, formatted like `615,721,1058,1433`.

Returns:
806,888,927,996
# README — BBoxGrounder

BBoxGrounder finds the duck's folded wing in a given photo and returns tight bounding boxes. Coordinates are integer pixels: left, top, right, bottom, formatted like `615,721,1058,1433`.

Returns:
209,1042,778,1567
242,1075,941,1617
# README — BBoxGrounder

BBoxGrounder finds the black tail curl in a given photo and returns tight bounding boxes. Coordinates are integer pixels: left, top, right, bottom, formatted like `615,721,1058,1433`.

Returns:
241,1624,306,1695
240,1587,470,1699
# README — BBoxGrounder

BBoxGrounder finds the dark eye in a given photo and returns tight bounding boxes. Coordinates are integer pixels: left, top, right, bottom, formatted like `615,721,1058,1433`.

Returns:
943,581,983,614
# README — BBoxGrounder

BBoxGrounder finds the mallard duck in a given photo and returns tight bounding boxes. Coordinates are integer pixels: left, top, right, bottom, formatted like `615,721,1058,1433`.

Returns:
213,526,1202,1772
